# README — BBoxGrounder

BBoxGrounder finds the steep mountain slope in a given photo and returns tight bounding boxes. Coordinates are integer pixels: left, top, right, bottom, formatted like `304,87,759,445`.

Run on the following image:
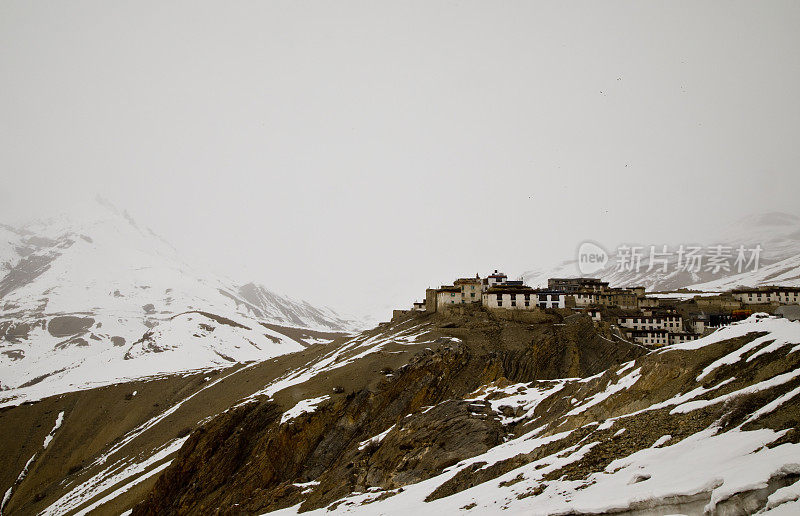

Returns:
0,199,357,405
522,211,800,291
0,306,642,515
2,307,798,515
130,312,800,516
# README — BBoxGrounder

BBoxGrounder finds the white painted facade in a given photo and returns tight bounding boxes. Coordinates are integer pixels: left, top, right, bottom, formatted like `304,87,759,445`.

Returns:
625,329,669,346
534,291,566,309
733,288,800,305
618,314,683,332
482,290,537,310
485,270,508,289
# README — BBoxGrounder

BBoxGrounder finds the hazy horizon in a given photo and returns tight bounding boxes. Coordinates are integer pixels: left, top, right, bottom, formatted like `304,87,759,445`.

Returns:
3,1,799,319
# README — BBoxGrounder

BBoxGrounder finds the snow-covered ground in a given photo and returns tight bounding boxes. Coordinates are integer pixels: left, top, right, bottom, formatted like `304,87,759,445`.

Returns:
266,315,800,515
0,199,357,405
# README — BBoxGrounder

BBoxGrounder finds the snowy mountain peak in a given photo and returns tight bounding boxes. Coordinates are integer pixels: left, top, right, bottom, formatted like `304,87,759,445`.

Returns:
0,202,359,404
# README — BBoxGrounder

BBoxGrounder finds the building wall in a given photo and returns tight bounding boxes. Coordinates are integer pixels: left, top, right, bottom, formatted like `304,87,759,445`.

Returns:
734,290,800,305
572,293,598,306
458,281,482,303
425,288,438,312
618,315,683,332
638,297,659,308
535,292,565,309
627,330,669,346
669,333,699,345
482,292,537,310
436,290,462,309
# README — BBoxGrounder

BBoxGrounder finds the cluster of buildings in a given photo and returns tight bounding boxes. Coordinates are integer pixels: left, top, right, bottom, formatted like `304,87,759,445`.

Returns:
420,271,569,313
406,271,800,348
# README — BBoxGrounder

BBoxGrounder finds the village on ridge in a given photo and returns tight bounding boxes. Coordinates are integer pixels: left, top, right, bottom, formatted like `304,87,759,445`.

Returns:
396,271,800,348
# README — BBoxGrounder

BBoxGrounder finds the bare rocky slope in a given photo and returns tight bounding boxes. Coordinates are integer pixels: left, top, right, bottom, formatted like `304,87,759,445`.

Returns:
131,310,800,516
1,306,639,515
3,307,799,515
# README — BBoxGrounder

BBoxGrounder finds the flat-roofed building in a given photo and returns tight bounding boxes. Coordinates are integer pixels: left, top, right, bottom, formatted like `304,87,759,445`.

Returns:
484,270,509,289
732,286,800,305
435,286,463,309
454,276,483,303
482,285,537,310
573,291,601,307
533,289,566,309
669,332,700,346
624,328,670,346
600,289,638,309
618,313,683,332
548,277,609,293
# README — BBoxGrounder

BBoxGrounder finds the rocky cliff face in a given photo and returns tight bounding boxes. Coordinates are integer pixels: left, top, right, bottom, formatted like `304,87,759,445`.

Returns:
132,308,643,514
131,311,800,515
5,308,799,515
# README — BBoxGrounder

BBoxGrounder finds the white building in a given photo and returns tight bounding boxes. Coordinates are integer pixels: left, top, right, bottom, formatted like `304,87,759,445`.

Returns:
732,287,800,305
436,286,463,309
625,329,669,346
617,314,683,332
482,286,537,310
484,270,508,289
533,290,566,309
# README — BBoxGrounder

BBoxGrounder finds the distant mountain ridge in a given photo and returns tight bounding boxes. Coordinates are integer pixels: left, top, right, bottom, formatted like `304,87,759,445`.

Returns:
0,198,359,403
522,211,800,292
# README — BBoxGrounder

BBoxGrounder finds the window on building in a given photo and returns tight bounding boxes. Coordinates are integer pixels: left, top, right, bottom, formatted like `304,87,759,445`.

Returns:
511,301,516,307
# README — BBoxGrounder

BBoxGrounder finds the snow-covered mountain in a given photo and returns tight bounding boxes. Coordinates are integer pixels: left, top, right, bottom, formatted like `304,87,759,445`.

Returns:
523,211,800,292
0,198,358,403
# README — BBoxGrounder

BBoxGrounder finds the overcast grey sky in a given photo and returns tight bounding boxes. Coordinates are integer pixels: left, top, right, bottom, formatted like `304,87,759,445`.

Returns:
2,1,799,319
